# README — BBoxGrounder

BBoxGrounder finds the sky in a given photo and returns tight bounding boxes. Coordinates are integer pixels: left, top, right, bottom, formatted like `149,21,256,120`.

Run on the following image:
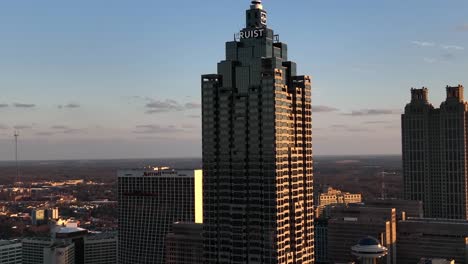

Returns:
0,0,468,160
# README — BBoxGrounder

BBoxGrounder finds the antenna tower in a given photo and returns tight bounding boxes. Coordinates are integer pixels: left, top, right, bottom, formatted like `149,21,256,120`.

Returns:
14,131,19,187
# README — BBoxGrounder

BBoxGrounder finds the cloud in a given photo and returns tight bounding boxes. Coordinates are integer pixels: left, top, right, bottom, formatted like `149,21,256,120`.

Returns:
411,41,435,47
145,99,201,114
456,24,468,32
36,132,55,136
313,105,339,113
14,103,35,108
62,129,85,134
13,125,33,130
363,121,393,125
0,124,9,130
342,109,400,116
0,104,8,108
133,125,184,134
329,124,373,133
51,125,70,130
423,57,437,63
58,103,81,109
442,45,464,50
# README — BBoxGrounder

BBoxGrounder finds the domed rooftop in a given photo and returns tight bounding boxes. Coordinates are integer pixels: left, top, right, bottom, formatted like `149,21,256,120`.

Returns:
358,236,380,246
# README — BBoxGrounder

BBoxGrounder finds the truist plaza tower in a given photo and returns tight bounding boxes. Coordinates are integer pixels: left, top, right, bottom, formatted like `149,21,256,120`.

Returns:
202,1,314,263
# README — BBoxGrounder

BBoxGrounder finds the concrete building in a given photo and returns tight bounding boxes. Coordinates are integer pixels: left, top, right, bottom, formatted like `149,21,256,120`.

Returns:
202,1,314,263
365,199,423,219
43,243,75,264
327,206,397,264
83,233,117,264
0,240,22,264
398,218,468,264
23,237,53,264
402,85,468,219
165,222,203,264
118,168,202,264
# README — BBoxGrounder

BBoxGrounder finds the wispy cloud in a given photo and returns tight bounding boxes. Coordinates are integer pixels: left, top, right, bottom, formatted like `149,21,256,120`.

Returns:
442,45,464,50
14,103,35,108
51,125,70,130
423,57,437,63
0,124,9,130
342,109,400,116
145,99,200,114
133,125,184,134
329,124,373,133
36,132,55,136
58,103,81,109
0,104,8,108
13,125,33,130
411,41,435,47
313,105,339,113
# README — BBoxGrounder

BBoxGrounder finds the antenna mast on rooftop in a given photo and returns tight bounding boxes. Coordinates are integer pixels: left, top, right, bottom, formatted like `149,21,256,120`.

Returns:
14,131,19,187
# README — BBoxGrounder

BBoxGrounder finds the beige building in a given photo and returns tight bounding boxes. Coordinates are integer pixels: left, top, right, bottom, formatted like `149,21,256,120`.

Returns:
398,218,468,264
402,85,468,219
327,205,397,264
316,187,362,218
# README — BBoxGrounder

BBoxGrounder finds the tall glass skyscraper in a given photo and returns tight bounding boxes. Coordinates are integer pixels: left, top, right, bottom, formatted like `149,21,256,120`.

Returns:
202,1,314,263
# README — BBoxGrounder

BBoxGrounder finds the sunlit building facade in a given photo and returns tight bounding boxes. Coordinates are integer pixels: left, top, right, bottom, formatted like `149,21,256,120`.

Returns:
402,85,468,219
117,168,202,264
202,1,314,263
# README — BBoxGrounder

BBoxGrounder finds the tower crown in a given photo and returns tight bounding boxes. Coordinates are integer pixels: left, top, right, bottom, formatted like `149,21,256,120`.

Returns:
251,0,263,10
246,0,267,28
411,87,429,103
446,84,464,102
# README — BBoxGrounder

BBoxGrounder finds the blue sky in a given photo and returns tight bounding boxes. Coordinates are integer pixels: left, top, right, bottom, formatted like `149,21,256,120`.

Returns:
0,0,467,160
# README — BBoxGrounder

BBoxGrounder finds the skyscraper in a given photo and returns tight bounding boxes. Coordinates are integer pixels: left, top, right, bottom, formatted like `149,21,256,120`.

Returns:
202,1,314,263
117,168,203,264
402,85,468,219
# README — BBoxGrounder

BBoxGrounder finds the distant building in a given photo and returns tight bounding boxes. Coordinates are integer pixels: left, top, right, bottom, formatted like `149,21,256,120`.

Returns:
398,218,468,264
327,205,397,264
419,259,455,264
23,227,116,264
31,209,47,226
118,168,203,264
0,239,22,264
366,199,423,219
402,85,468,219
43,243,75,264
351,236,388,264
165,222,203,264
316,187,362,218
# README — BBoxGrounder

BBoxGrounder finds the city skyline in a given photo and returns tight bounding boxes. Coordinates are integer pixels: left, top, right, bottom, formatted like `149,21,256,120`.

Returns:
1,0,468,160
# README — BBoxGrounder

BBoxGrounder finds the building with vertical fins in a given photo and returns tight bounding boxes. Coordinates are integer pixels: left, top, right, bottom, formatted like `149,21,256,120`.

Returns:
402,85,468,219
202,1,314,263
118,168,203,264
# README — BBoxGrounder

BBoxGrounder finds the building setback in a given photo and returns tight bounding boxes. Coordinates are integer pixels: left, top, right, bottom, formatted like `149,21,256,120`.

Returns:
398,218,468,264
165,222,203,264
402,85,468,219
201,1,314,263
118,168,202,264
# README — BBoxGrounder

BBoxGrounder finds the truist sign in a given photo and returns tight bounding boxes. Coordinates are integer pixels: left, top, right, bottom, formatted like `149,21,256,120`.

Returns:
239,28,265,39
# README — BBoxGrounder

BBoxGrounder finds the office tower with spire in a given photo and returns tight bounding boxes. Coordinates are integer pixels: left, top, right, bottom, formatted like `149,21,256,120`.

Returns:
402,85,468,219
202,1,314,263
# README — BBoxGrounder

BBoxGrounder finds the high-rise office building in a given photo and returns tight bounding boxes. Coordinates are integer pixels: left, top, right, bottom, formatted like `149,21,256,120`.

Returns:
83,233,117,264
402,85,468,219
202,1,314,263
398,218,468,264
118,168,203,264
165,222,203,264
0,240,22,264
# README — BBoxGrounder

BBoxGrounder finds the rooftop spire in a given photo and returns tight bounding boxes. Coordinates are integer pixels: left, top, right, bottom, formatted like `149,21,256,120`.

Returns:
251,0,263,10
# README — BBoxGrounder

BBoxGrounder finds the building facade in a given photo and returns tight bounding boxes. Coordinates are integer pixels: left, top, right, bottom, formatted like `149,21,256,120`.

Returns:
398,218,468,264
327,206,397,264
0,240,22,264
202,1,314,263
22,237,53,264
402,85,468,219
316,187,362,218
165,222,203,264
83,233,117,264
118,168,202,264
43,243,75,264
